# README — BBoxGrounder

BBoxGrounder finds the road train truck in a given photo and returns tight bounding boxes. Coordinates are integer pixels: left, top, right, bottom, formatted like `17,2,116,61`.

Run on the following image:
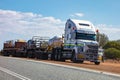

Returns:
2,19,101,65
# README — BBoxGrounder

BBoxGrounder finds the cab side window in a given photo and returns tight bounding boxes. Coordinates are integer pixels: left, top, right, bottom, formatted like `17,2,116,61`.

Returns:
68,24,71,29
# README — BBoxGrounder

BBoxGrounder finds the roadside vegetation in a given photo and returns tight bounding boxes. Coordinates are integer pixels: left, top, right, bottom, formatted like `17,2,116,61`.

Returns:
97,33,120,61
104,41,120,61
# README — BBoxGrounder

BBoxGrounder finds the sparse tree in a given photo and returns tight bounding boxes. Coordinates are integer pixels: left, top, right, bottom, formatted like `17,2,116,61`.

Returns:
96,32,109,48
116,40,120,43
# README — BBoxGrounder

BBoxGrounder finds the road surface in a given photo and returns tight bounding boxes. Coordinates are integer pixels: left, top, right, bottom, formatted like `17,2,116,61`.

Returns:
0,56,120,80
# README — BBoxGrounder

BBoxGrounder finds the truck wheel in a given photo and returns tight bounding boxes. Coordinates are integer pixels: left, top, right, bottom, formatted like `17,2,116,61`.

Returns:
54,48,58,61
50,53,55,60
17,52,21,57
71,50,77,63
57,52,61,61
27,51,32,58
11,51,16,57
43,53,48,60
54,53,58,61
23,52,27,58
51,48,56,60
20,52,23,57
39,52,42,59
61,58,65,62
79,60,84,63
3,51,9,56
40,53,43,59
94,62,100,65
40,52,47,60
58,52,65,62
72,54,77,63
35,52,39,59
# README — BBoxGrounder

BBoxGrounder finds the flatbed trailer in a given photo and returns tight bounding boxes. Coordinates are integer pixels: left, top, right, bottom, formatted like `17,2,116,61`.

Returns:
2,40,27,57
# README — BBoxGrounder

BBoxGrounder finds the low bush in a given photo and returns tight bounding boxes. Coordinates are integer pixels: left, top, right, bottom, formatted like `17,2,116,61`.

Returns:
104,48,120,60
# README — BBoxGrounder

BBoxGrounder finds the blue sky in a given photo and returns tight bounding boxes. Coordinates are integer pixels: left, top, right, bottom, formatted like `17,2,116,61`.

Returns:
0,0,120,49
1,0,120,24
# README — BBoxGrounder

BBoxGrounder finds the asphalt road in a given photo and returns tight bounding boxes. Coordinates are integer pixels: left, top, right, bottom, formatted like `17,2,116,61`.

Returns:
0,56,120,80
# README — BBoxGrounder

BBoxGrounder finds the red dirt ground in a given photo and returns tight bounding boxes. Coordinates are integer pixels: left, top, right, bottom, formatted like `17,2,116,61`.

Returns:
40,59,120,74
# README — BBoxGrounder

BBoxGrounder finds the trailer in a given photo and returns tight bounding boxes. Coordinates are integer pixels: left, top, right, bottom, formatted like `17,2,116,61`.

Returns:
2,40,27,57
26,36,49,59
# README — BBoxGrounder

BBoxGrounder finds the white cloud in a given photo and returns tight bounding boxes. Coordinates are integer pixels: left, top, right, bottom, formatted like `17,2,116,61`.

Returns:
0,9,66,49
0,9,65,38
70,13,84,17
96,24,120,40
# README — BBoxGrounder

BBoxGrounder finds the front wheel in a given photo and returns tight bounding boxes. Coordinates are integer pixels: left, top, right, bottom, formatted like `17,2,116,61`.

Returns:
94,62,100,65
71,55,78,63
3,51,9,56
79,60,84,63
71,50,77,63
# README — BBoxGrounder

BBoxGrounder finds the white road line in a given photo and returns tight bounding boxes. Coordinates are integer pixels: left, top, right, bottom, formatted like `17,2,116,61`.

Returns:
0,66,31,80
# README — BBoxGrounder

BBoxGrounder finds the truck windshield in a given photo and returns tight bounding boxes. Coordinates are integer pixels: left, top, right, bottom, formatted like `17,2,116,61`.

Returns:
79,23,90,26
76,32,96,41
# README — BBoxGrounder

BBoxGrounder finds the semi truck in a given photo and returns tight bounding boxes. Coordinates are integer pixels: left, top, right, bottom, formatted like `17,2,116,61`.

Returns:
47,19,100,64
2,19,101,65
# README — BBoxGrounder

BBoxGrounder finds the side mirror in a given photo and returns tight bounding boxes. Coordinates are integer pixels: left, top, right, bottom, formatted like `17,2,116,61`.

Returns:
62,34,64,38
96,29,99,33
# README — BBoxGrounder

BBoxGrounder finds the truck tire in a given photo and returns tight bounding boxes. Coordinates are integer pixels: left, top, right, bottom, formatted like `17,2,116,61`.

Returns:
35,52,40,59
54,48,58,61
17,52,22,57
51,53,55,60
71,50,77,63
51,48,55,60
21,52,24,57
3,51,9,56
79,60,84,63
23,52,27,58
54,53,58,61
57,53,61,61
27,51,33,58
11,51,16,57
72,54,77,63
39,52,47,60
42,53,48,60
94,62,100,65
57,48,62,61
58,52,65,62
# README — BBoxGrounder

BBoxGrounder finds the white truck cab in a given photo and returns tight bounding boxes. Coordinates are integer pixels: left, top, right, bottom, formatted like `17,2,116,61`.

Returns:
64,19,100,64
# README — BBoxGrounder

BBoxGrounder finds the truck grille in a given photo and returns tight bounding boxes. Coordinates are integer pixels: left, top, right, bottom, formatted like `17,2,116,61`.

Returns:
78,47,83,53
87,45,98,54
